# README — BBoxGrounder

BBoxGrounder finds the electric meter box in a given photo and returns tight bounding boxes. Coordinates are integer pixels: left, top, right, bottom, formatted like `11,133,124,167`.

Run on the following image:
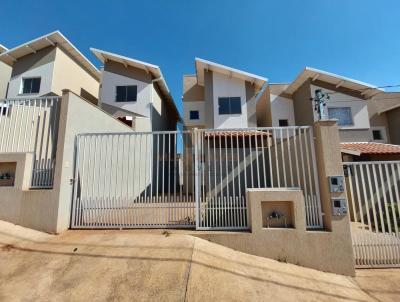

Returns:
328,176,345,193
332,198,348,216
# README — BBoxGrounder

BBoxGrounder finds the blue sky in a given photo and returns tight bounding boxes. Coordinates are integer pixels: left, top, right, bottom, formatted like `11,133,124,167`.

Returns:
1,0,399,115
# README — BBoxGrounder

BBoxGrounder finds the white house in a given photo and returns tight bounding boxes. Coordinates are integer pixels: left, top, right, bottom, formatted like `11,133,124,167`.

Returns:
91,48,180,131
182,58,268,129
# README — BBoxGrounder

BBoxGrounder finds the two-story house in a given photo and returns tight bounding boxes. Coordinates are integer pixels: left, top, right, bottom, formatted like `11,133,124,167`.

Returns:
91,48,180,131
0,44,12,99
0,31,100,103
258,67,400,160
182,58,268,129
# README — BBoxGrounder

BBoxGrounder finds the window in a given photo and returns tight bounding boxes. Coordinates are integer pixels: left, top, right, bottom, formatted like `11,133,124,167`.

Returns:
218,97,241,115
21,77,41,94
372,130,382,140
328,107,353,126
189,110,199,120
278,119,289,127
116,85,137,102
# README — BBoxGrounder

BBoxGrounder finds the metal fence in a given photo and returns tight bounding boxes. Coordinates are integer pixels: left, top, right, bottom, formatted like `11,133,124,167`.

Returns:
196,127,322,229
0,97,61,188
70,126,322,230
344,161,400,267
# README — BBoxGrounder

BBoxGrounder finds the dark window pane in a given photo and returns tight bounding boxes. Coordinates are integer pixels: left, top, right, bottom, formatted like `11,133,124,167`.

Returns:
22,78,32,94
372,130,382,140
31,78,41,93
190,110,199,120
126,86,137,102
116,86,126,102
218,97,230,115
229,97,241,114
279,119,289,127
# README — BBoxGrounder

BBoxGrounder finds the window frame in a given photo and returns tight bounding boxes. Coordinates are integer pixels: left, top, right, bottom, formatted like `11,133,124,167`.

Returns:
189,110,200,120
327,107,353,126
278,119,289,127
20,77,41,95
115,85,138,102
218,97,242,115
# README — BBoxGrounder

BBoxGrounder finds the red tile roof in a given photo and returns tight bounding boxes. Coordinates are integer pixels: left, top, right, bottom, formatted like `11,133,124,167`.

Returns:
341,142,400,155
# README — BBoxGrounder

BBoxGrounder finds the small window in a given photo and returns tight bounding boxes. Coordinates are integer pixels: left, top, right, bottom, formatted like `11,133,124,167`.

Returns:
372,130,383,140
116,85,137,102
21,77,41,94
189,110,199,120
278,119,289,127
218,97,242,115
328,107,353,126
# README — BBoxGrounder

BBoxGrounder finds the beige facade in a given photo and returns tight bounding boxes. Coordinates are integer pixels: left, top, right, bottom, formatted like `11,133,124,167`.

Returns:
0,91,132,233
0,44,11,98
195,121,355,276
0,31,100,103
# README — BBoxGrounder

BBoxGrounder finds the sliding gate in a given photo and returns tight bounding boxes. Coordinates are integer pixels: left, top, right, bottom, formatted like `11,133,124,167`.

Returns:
70,127,322,230
344,161,400,267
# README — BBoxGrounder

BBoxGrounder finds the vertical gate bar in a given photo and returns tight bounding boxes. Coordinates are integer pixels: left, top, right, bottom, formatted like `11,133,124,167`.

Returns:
287,128,294,187
268,129,273,187
261,130,267,188
386,164,399,235
236,134,242,227
230,133,236,227
207,132,211,228
293,128,300,188
354,165,365,230
213,133,217,228
308,127,322,226
379,164,392,234
224,133,229,227
366,164,379,233
304,128,316,226
395,163,400,230
298,128,309,225
372,164,385,234
71,136,80,228
249,132,254,189
16,99,26,151
280,128,287,187
346,164,357,223
273,128,280,187
360,164,372,232
255,131,260,188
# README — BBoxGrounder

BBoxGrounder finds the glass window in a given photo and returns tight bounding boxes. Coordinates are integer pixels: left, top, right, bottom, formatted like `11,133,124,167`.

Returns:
279,119,289,127
22,78,41,94
372,130,382,140
116,85,137,102
328,107,353,126
218,97,242,115
189,110,199,120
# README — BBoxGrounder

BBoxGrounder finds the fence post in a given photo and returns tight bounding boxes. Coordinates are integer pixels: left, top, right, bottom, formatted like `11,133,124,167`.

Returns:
193,128,201,229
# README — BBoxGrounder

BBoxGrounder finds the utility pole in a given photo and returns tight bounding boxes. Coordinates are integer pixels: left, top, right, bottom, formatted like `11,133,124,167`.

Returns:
311,89,329,120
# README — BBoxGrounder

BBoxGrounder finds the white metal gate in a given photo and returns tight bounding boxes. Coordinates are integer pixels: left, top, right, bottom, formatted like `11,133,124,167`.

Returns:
70,127,322,230
344,161,400,267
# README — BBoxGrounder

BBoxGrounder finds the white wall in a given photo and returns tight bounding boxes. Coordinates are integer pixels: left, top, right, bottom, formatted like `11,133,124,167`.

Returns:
310,84,370,130
7,60,54,98
183,101,205,126
99,70,152,118
212,72,247,129
270,94,295,127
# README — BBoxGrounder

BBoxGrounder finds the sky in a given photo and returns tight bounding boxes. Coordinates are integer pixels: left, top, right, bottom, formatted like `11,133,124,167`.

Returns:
1,0,399,115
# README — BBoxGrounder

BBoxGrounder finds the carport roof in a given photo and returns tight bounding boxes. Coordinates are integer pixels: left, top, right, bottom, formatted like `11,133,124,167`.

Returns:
341,142,400,156
286,67,383,99
0,31,100,81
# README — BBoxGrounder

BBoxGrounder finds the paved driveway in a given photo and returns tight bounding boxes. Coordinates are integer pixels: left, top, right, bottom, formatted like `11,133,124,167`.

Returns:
0,221,398,301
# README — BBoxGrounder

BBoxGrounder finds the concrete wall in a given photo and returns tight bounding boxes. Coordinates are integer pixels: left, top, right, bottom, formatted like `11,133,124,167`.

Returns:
183,101,205,127
387,107,400,145
204,71,214,128
270,93,295,127
256,86,271,127
7,46,56,98
292,79,313,126
310,84,370,131
100,61,152,118
52,47,99,102
0,61,12,98
195,120,355,276
151,83,177,131
0,91,132,233
212,71,248,129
